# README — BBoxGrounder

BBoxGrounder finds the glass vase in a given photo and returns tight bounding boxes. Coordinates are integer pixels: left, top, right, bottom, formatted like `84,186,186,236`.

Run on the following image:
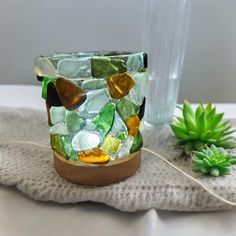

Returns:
143,0,191,126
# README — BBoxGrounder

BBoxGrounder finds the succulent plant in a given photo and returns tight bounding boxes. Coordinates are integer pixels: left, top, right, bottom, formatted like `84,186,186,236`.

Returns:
170,101,236,155
192,145,236,176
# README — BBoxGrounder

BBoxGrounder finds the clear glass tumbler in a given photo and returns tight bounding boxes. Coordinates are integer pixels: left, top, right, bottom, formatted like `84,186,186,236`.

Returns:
143,0,191,126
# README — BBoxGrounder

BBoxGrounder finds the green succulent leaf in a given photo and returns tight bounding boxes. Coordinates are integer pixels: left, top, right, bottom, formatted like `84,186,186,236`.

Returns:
205,103,212,113
208,113,224,130
195,105,204,119
183,100,195,119
196,111,206,133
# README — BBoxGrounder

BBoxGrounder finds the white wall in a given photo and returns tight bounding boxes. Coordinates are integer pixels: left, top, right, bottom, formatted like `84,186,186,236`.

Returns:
0,0,235,103
180,0,236,103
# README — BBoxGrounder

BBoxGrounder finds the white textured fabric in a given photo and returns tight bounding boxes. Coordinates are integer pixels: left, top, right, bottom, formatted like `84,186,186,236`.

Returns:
0,107,236,212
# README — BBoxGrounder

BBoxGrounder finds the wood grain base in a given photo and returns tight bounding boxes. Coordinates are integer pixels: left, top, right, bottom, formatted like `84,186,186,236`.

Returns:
53,150,141,186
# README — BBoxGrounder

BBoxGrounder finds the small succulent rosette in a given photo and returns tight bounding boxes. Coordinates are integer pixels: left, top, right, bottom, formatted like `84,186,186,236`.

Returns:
34,52,148,164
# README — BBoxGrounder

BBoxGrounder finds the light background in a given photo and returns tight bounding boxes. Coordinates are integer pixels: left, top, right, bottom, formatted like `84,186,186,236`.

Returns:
0,0,235,103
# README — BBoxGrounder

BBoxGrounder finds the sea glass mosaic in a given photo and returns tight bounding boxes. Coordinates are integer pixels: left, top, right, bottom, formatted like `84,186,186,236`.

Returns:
34,52,148,164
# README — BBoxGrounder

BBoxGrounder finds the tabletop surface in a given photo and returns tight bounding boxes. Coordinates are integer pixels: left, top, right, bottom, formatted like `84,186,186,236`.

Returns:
0,85,236,236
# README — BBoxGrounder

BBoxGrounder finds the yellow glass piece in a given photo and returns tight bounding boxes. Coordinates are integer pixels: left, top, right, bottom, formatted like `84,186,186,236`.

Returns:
100,134,121,154
107,72,135,99
78,148,110,164
125,115,140,136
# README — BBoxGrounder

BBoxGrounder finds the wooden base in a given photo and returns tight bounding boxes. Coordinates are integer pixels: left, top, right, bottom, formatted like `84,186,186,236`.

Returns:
53,151,141,186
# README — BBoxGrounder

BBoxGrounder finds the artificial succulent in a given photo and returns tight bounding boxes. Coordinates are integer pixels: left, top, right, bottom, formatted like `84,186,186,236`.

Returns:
170,101,236,155
192,145,236,176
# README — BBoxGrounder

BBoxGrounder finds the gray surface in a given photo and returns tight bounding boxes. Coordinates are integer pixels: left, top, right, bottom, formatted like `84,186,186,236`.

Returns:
1,0,236,102
1,185,236,236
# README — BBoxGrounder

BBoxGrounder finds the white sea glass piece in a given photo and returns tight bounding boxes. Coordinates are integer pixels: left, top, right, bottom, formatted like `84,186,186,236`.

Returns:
71,129,101,151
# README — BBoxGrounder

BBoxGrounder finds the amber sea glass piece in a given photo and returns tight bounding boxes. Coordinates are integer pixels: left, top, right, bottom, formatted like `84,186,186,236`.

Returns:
125,115,140,137
56,78,87,111
78,147,110,164
107,72,135,99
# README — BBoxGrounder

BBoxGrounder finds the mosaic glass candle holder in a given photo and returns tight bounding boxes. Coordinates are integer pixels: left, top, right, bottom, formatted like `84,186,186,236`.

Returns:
34,51,148,186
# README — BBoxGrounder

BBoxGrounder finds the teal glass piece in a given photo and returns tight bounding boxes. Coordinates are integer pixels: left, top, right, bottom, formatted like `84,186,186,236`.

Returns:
50,106,66,125
111,111,127,133
71,129,101,151
127,72,149,105
126,52,144,72
117,136,134,158
57,58,91,78
130,131,143,153
78,88,111,118
41,77,56,99
34,57,57,78
91,57,127,78
92,102,116,137
116,98,139,121
49,122,68,135
65,111,86,133
70,149,79,161
81,79,107,91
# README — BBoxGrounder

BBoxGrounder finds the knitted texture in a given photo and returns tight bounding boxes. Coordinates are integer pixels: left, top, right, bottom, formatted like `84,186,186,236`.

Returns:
0,107,236,212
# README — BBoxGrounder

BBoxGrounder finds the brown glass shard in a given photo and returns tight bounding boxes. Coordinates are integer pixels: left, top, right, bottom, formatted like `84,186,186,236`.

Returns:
56,78,87,111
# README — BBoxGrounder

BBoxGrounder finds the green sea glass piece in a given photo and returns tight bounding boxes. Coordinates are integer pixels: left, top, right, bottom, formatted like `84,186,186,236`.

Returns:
42,77,56,99
81,79,107,91
65,111,86,132
51,134,78,160
126,52,144,72
100,134,121,154
70,149,79,161
78,88,111,118
49,122,68,135
34,57,57,78
111,58,127,74
130,131,143,153
127,72,149,105
117,132,128,141
91,57,127,78
51,134,66,157
60,135,79,160
117,136,134,158
112,112,127,133
57,58,91,78
116,98,139,121
92,102,116,137
50,106,66,125
60,135,73,158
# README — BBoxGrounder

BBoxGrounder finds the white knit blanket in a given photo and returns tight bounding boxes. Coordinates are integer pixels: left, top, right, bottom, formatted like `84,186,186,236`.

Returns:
0,107,235,212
